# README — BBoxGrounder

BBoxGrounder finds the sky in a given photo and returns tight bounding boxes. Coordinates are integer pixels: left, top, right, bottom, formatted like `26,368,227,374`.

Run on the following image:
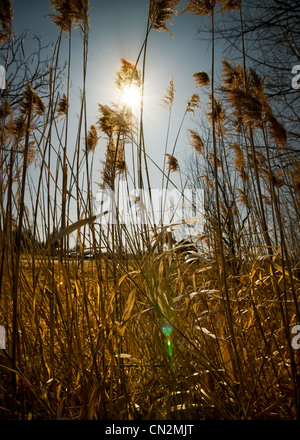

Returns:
11,0,226,164
9,0,229,240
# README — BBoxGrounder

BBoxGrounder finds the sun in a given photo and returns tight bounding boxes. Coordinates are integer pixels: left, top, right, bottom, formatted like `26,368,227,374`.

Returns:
121,84,141,110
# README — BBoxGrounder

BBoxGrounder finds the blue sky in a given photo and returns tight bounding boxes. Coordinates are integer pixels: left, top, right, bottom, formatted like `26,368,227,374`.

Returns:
11,0,226,166
10,0,229,238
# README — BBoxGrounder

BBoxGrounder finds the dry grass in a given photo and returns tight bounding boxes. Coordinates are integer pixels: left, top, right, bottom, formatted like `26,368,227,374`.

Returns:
1,250,298,420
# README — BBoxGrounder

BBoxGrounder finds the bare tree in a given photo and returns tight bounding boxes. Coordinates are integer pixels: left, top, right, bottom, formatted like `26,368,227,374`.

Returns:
0,30,65,109
214,0,300,147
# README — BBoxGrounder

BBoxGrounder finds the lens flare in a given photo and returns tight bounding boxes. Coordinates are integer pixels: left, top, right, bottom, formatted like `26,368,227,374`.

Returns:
167,339,172,356
162,324,173,371
161,324,173,337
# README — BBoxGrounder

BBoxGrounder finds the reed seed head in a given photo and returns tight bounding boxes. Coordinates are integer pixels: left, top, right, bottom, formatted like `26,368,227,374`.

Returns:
193,71,210,87
268,115,287,147
220,0,243,12
183,0,216,16
57,93,69,116
161,76,175,110
188,129,205,154
97,103,136,139
49,0,90,32
221,60,244,89
0,0,13,42
86,125,98,152
33,92,46,115
186,93,200,115
0,100,11,118
207,94,225,126
165,153,179,172
148,0,180,37
115,59,141,90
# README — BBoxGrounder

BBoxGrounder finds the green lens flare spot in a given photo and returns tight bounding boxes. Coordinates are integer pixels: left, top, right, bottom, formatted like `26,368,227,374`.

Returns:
167,339,172,356
162,325,173,337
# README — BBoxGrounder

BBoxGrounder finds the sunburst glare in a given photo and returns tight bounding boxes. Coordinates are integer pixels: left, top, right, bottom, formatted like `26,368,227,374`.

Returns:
121,84,141,111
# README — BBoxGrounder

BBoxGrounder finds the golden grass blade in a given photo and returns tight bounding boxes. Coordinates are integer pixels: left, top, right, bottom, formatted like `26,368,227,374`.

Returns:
51,211,108,243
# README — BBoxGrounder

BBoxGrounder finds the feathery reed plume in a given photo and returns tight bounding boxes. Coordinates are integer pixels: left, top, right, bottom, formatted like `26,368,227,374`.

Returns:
0,119,10,144
223,62,273,128
249,68,264,96
13,115,27,141
49,0,77,31
267,115,287,147
72,0,90,28
249,69,273,117
221,59,244,89
49,0,90,32
188,128,205,154
115,106,136,137
186,93,200,115
98,103,136,139
33,92,46,115
225,88,264,127
148,0,180,37
207,94,225,126
230,142,247,181
24,141,36,166
230,142,243,161
0,100,11,118
100,138,126,189
161,76,175,110
86,125,98,152
193,71,210,87
165,153,179,172
19,85,45,119
0,0,13,42
220,0,243,12
20,85,35,115
100,140,116,189
116,58,141,90
57,93,69,116
97,104,115,138
182,0,216,16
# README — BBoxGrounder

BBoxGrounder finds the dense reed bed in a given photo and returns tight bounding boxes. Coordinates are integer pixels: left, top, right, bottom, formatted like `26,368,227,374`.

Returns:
0,0,299,420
